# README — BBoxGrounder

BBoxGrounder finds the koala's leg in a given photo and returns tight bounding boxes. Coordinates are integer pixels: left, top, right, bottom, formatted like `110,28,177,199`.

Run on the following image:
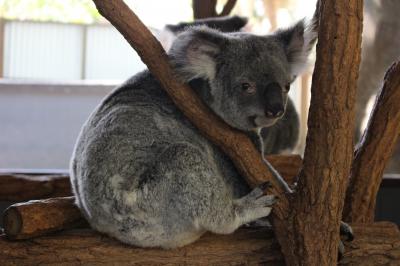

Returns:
139,142,276,246
202,182,276,235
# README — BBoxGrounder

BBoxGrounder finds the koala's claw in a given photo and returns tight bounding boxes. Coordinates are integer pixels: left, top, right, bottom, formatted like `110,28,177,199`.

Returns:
337,222,354,261
340,221,354,242
259,181,272,191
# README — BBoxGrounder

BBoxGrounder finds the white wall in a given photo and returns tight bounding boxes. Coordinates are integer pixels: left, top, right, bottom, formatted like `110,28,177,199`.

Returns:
3,20,146,81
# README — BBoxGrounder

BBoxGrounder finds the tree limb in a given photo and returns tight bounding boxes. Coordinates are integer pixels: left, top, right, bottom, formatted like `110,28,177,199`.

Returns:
343,61,400,223
91,0,290,218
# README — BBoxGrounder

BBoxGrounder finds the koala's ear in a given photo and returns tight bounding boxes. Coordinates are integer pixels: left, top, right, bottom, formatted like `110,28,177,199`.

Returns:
275,18,318,78
169,27,227,82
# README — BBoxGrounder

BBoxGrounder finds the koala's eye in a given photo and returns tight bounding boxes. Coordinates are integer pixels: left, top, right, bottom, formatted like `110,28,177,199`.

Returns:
241,83,256,95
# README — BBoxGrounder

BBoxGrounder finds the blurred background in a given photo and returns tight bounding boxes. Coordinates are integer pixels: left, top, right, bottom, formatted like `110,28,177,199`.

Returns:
0,0,399,224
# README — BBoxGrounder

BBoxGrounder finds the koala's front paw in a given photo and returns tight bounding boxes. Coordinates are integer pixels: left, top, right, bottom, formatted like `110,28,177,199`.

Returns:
234,182,277,225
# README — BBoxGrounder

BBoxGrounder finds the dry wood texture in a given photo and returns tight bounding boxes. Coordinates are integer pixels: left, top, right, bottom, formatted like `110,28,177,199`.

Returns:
2,197,87,240
344,61,400,223
0,174,70,201
0,222,399,266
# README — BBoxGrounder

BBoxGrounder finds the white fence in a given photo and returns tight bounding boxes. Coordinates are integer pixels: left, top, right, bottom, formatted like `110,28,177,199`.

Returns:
2,20,146,80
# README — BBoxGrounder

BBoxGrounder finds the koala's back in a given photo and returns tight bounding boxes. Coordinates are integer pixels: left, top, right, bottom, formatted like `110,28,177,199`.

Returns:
70,70,250,246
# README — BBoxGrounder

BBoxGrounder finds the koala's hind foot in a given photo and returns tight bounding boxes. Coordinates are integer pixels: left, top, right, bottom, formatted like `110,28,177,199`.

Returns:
205,182,276,235
234,183,276,223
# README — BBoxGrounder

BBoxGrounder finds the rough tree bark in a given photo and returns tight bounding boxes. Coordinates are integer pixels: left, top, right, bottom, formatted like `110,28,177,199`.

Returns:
2,197,87,240
90,0,363,265
344,61,400,223
1,223,399,265
274,1,363,265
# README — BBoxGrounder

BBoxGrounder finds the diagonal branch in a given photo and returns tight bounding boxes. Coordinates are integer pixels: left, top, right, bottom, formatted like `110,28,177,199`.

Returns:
343,61,400,223
91,0,290,218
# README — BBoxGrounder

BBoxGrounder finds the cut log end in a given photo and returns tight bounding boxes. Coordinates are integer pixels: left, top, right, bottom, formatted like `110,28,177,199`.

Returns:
2,208,22,238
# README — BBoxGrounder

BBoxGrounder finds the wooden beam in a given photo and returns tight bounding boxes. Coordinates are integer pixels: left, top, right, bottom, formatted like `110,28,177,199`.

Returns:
0,222,399,265
0,174,71,201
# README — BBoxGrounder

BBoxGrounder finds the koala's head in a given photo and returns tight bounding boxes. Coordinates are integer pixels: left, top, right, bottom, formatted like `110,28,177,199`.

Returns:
169,19,317,132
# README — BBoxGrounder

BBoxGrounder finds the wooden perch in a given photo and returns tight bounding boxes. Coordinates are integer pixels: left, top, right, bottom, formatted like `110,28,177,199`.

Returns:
0,174,70,201
2,197,87,240
1,222,399,266
344,61,400,223
1,155,301,240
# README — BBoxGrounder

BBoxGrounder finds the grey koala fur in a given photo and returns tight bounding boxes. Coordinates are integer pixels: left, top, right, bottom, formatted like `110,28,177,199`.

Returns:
70,19,316,248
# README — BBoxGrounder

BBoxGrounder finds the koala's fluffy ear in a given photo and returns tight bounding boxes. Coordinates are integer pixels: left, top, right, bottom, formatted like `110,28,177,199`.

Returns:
169,27,227,82
275,18,318,79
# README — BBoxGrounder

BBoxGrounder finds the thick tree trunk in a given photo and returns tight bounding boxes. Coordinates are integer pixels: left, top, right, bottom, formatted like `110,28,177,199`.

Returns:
343,61,400,223
1,223,399,266
275,1,363,265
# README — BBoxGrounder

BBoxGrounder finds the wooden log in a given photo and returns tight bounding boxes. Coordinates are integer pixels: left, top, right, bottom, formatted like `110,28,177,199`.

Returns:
0,222,398,266
0,174,71,201
343,61,400,223
0,155,302,202
2,197,87,240
1,155,301,240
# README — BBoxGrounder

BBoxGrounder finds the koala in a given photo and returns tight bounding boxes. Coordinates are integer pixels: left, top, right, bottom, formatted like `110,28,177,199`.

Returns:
70,19,316,249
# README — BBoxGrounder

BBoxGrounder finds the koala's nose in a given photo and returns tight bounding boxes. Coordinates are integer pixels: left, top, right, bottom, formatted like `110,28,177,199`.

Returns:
265,104,284,118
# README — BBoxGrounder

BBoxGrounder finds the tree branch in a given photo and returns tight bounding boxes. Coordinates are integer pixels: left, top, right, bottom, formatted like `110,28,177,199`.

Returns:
343,61,400,223
91,0,290,218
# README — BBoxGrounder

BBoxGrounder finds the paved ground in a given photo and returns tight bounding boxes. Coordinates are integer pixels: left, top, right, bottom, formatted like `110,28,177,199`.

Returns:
0,81,114,169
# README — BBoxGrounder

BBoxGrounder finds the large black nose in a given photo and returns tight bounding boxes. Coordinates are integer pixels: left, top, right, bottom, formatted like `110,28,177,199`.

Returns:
265,104,284,118
264,82,284,118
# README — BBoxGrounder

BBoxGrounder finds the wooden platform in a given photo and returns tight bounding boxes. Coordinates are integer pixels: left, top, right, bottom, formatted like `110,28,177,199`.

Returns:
1,222,399,265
